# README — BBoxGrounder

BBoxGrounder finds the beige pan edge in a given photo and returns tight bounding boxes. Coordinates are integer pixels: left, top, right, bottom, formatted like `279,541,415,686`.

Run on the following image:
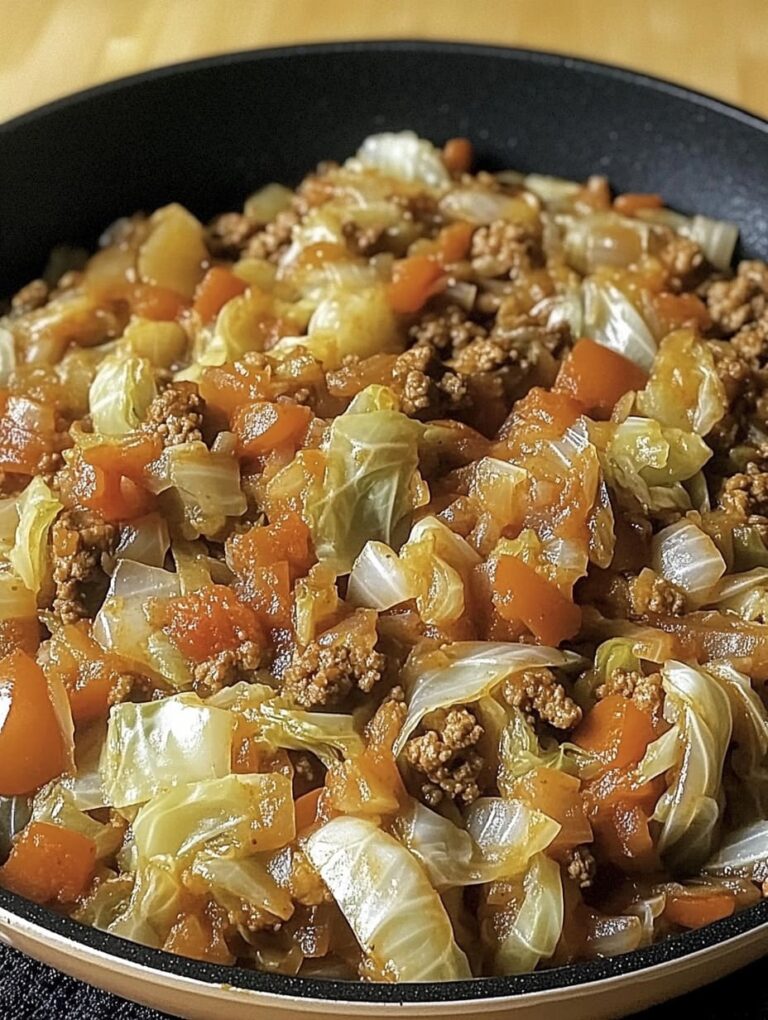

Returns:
1,906,767,1020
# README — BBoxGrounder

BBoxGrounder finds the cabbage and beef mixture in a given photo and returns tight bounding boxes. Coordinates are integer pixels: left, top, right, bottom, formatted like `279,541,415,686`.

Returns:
3,130,768,982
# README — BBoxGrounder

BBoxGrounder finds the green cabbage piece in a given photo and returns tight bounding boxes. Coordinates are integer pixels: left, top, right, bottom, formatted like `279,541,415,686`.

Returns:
652,661,733,872
208,681,364,766
589,416,711,513
310,390,424,572
394,798,560,890
491,853,564,975
107,861,185,948
9,476,62,594
304,816,472,981
88,354,157,435
635,330,727,436
132,773,294,862
162,442,247,539
101,693,234,809
31,782,121,860
497,707,586,793
190,855,294,925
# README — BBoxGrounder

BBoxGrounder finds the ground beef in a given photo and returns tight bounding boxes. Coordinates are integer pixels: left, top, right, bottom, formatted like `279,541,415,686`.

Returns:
470,220,542,279
205,212,256,259
141,381,205,447
501,667,583,730
11,278,49,313
408,304,488,356
245,209,299,262
191,635,262,697
403,706,484,806
658,235,705,292
341,219,386,257
566,845,597,889
51,510,116,624
628,568,685,617
596,668,665,721
720,461,768,518
391,345,467,418
281,632,385,709
705,261,768,336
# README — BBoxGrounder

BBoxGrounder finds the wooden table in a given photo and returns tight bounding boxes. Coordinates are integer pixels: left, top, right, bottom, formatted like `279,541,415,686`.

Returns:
2,0,768,123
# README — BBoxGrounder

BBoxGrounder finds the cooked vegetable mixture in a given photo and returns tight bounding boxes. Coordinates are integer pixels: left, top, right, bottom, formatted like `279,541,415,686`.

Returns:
2,131,768,981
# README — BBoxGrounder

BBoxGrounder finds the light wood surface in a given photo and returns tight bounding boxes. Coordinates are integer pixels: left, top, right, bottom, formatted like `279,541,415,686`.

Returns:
2,0,768,124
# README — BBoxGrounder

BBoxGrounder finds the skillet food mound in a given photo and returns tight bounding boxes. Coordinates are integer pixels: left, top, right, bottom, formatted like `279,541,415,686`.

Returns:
2,131,768,982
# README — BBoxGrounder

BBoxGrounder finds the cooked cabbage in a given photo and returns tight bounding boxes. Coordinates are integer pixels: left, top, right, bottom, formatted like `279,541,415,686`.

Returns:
490,853,564,975
354,131,450,188
636,331,727,436
582,278,657,370
101,693,234,808
162,442,247,539
9,476,62,594
651,519,726,600
394,642,581,756
88,354,157,435
652,662,733,872
304,816,471,981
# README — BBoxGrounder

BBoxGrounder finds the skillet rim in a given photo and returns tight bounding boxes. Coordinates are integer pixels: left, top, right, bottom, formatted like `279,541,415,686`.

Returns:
2,37,768,1005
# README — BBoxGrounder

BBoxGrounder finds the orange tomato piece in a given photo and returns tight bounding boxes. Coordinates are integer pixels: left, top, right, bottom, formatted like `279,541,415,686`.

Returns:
232,401,312,459
0,393,58,476
163,908,234,965
592,798,658,871
613,193,663,216
159,585,264,663
499,386,585,448
131,283,188,321
193,266,248,323
442,137,474,174
436,221,475,263
294,788,324,833
514,767,592,857
573,696,657,769
652,291,712,331
0,618,41,658
554,338,648,417
0,822,96,904
664,888,736,928
227,512,313,580
237,561,292,630
388,256,444,314
199,358,274,421
45,622,127,724
0,650,69,796
492,555,582,646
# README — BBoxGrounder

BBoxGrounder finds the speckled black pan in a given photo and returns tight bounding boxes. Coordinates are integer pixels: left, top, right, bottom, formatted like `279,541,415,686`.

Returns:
1,39,768,1015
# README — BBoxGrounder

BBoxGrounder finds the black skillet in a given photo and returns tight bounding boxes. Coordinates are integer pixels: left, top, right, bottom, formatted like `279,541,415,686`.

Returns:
1,39,768,1016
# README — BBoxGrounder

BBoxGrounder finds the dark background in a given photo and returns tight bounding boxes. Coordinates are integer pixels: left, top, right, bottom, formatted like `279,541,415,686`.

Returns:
0,943,761,1019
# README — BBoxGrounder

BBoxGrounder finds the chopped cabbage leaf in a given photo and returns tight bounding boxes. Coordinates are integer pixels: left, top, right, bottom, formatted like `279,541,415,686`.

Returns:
89,354,157,435
704,820,768,879
31,782,122,860
208,681,364,765
582,278,656,371
651,519,726,600
101,692,234,808
652,661,733,872
304,816,471,981
393,642,581,757
9,476,62,594
107,861,185,948
491,853,564,975
636,330,727,436
190,854,294,924
163,442,246,539
354,131,450,188
311,395,425,572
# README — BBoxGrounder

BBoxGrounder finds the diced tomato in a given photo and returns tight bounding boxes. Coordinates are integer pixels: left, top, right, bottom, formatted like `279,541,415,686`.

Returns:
554,338,648,417
84,433,162,481
0,650,69,796
227,512,313,580
163,908,234,964
131,283,188,321
159,585,264,663
193,266,248,323
0,393,59,476
232,401,312,459
326,749,403,818
0,822,96,903
514,767,592,858
0,618,41,658
591,798,658,872
436,221,475,263
388,256,444,314
70,435,161,521
613,193,663,216
573,696,657,769
442,137,474,174
295,242,349,269
199,358,274,421
492,555,582,646
45,622,127,724
652,291,712,331
664,888,736,928
294,788,324,833
237,561,292,630
499,386,585,448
